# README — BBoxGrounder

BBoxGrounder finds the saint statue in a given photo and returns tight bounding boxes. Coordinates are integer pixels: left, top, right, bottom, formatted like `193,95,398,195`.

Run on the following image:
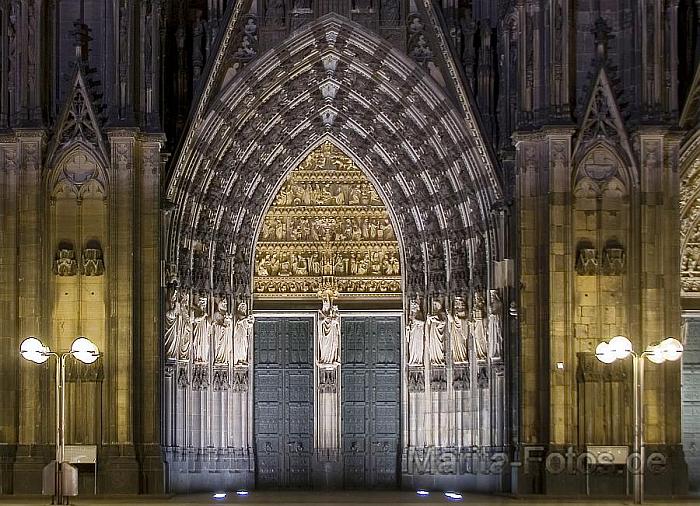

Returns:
178,292,193,360
449,297,469,364
233,301,255,366
426,299,446,365
213,298,234,364
471,291,488,361
192,295,211,363
164,287,180,360
318,293,340,366
406,299,425,366
488,289,503,359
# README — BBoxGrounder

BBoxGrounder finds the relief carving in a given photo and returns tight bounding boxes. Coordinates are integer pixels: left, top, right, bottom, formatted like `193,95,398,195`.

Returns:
576,248,598,276
453,365,470,391
407,368,425,392
82,246,105,276
254,142,400,301
603,247,625,276
55,246,78,276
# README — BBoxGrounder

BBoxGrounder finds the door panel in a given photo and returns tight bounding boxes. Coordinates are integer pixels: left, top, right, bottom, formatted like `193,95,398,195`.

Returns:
341,315,401,489
254,317,314,488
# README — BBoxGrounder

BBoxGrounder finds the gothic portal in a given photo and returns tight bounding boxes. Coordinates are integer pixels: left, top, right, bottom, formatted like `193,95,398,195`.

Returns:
0,0,697,498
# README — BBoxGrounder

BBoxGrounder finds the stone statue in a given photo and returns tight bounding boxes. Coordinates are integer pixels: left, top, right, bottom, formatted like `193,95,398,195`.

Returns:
164,287,180,360
192,295,211,363
82,247,105,276
233,301,254,366
318,294,340,366
407,299,425,366
426,299,446,366
213,298,233,364
471,291,488,361
178,292,193,360
488,289,503,359
449,297,469,364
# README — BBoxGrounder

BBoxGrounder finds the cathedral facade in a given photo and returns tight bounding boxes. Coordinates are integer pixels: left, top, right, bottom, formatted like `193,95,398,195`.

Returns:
0,0,698,497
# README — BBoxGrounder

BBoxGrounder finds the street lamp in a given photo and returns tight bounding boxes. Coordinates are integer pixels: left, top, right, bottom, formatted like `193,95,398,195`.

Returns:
595,335,683,504
19,336,100,504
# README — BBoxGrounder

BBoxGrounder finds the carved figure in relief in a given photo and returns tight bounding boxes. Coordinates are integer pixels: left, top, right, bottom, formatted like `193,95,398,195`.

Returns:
82,247,105,276
576,248,598,275
426,300,446,365
407,299,426,366
178,292,193,360
318,294,340,366
55,247,78,276
213,298,233,364
233,301,254,366
192,295,211,363
488,290,503,359
164,287,180,360
471,291,488,361
449,297,469,364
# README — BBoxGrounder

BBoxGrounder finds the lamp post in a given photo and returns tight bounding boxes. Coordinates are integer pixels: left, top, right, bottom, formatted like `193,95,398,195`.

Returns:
595,335,683,504
20,336,100,505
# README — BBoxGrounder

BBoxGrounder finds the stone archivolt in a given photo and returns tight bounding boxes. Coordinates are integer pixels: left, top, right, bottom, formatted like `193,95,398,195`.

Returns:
166,16,503,302
254,141,401,300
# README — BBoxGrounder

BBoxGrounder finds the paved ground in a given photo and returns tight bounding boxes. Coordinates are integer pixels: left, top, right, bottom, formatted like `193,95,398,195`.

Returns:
1,492,700,505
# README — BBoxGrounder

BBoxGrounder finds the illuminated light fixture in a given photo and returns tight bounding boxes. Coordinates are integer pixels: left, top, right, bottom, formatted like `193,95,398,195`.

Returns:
70,337,100,364
657,337,683,362
608,335,633,359
416,490,430,496
444,491,463,500
595,335,683,505
595,341,616,364
555,362,565,370
212,492,227,499
19,337,50,364
236,490,249,496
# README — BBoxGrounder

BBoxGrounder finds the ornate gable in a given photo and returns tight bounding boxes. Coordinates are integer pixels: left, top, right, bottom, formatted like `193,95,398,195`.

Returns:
46,70,109,169
573,67,635,169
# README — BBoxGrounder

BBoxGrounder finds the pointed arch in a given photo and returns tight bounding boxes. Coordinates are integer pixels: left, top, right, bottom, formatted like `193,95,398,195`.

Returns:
165,14,503,302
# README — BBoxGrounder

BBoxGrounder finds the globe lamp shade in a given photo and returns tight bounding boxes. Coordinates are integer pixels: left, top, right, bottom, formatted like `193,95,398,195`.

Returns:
608,335,633,360
20,337,50,364
645,344,666,364
658,337,683,362
70,337,99,364
595,342,617,364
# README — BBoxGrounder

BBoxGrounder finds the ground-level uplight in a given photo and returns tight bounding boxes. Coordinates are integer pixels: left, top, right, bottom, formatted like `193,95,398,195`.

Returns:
444,491,463,500
236,490,250,496
213,492,227,499
595,335,683,504
416,489,430,496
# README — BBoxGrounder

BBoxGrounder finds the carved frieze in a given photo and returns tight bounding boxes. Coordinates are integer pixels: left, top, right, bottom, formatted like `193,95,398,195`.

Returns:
318,367,338,394
192,363,209,390
212,368,230,391
254,142,401,301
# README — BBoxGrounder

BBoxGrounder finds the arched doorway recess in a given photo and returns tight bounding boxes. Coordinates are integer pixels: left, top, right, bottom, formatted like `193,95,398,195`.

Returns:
162,15,508,493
